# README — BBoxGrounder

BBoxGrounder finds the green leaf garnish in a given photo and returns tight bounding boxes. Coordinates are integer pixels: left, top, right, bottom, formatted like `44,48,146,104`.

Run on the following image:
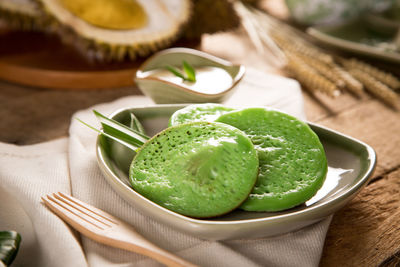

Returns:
183,61,196,82
92,110,149,143
130,112,146,134
165,61,196,82
0,231,21,266
165,65,186,80
77,118,141,152
77,110,151,152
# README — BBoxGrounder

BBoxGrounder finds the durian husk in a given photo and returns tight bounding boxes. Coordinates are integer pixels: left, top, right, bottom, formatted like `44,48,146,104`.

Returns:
183,0,240,40
183,0,260,40
0,0,46,31
1,0,259,62
36,0,192,62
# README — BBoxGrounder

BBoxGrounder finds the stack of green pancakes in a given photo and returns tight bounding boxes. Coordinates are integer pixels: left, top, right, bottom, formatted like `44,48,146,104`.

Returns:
127,103,327,218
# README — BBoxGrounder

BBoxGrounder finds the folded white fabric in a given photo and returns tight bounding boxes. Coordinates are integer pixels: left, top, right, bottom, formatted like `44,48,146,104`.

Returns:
0,68,331,267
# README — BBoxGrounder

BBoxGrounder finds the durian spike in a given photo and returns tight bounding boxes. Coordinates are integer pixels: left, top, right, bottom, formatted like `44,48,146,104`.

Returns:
0,0,45,31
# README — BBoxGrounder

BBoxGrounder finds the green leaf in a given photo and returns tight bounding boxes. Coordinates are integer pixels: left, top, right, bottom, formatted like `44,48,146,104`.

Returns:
183,61,196,82
165,61,197,82
77,118,141,152
130,112,146,134
77,110,151,152
0,231,21,266
165,65,186,80
93,110,149,143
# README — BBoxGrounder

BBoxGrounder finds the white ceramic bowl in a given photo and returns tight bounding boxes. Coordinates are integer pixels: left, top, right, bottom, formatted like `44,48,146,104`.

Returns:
134,48,245,104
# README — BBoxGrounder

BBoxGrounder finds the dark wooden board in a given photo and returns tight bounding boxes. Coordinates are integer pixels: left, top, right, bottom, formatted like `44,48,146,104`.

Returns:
0,29,198,90
0,30,145,90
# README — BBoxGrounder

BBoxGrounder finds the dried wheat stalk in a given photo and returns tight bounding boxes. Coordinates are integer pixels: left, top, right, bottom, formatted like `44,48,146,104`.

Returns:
349,69,400,110
341,58,400,90
270,31,334,64
235,3,400,109
285,52,340,97
332,65,364,97
293,53,345,88
233,1,287,67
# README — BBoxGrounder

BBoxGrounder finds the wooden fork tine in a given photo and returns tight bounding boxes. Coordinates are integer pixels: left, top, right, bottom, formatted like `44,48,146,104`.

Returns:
41,194,105,232
53,193,113,227
57,192,118,225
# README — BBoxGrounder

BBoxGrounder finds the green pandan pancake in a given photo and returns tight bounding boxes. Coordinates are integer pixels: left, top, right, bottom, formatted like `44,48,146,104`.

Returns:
168,103,235,127
129,121,259,218
216,107,327,212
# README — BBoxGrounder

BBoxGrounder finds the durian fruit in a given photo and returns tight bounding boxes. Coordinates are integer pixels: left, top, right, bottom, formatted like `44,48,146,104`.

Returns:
37,0,191,61
183,0,240,40
0,0,45,31
183,0,260,40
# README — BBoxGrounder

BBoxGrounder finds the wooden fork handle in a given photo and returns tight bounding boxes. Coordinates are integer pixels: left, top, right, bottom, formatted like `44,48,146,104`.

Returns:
123,242,197,267
96,227,198,267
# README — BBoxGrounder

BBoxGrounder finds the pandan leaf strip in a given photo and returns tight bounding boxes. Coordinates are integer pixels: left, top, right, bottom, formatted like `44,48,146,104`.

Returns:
183,61,196,82
0,231,21,266
165,61,197,82
130,112,146,134
165,65,186,80
76,116,146,152
93,110,150,142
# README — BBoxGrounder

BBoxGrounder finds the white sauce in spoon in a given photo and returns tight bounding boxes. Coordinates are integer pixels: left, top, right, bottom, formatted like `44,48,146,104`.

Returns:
140,66,234,94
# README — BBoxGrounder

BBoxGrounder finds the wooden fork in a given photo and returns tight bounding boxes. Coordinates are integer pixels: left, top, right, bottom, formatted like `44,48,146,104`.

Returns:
41,192,197,267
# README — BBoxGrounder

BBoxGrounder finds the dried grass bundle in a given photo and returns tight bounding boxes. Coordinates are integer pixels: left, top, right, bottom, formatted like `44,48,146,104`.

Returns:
285,52,340,97
233,3,400,110
341,58,400,90
349,69,400,110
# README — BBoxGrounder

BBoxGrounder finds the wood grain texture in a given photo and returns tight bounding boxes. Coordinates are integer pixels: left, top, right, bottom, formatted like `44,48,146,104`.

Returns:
302,89,369,122
303,93,400,266
0,81,139,144
0,30,199,90
0,31,143,90
320,169,400,266
315,100,400,177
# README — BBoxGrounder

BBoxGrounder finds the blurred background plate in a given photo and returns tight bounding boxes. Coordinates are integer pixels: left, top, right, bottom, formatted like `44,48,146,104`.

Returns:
307,18,400,64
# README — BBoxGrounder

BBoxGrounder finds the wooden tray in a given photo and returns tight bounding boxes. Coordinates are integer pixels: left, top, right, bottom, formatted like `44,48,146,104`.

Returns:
0,30,198,90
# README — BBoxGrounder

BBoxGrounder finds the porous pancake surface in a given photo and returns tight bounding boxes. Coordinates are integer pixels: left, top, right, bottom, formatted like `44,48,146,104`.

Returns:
129,122,259,218
169,103,235,127
217,108,327,211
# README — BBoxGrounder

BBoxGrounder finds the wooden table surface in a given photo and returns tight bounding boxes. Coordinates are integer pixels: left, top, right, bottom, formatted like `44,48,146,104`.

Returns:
1,19,400,267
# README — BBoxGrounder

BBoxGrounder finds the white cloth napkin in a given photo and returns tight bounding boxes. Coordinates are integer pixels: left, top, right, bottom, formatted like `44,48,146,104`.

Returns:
0,68,332,267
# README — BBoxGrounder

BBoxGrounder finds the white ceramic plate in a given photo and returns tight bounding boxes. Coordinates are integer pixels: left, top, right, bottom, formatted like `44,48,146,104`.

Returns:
96,104,376,240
